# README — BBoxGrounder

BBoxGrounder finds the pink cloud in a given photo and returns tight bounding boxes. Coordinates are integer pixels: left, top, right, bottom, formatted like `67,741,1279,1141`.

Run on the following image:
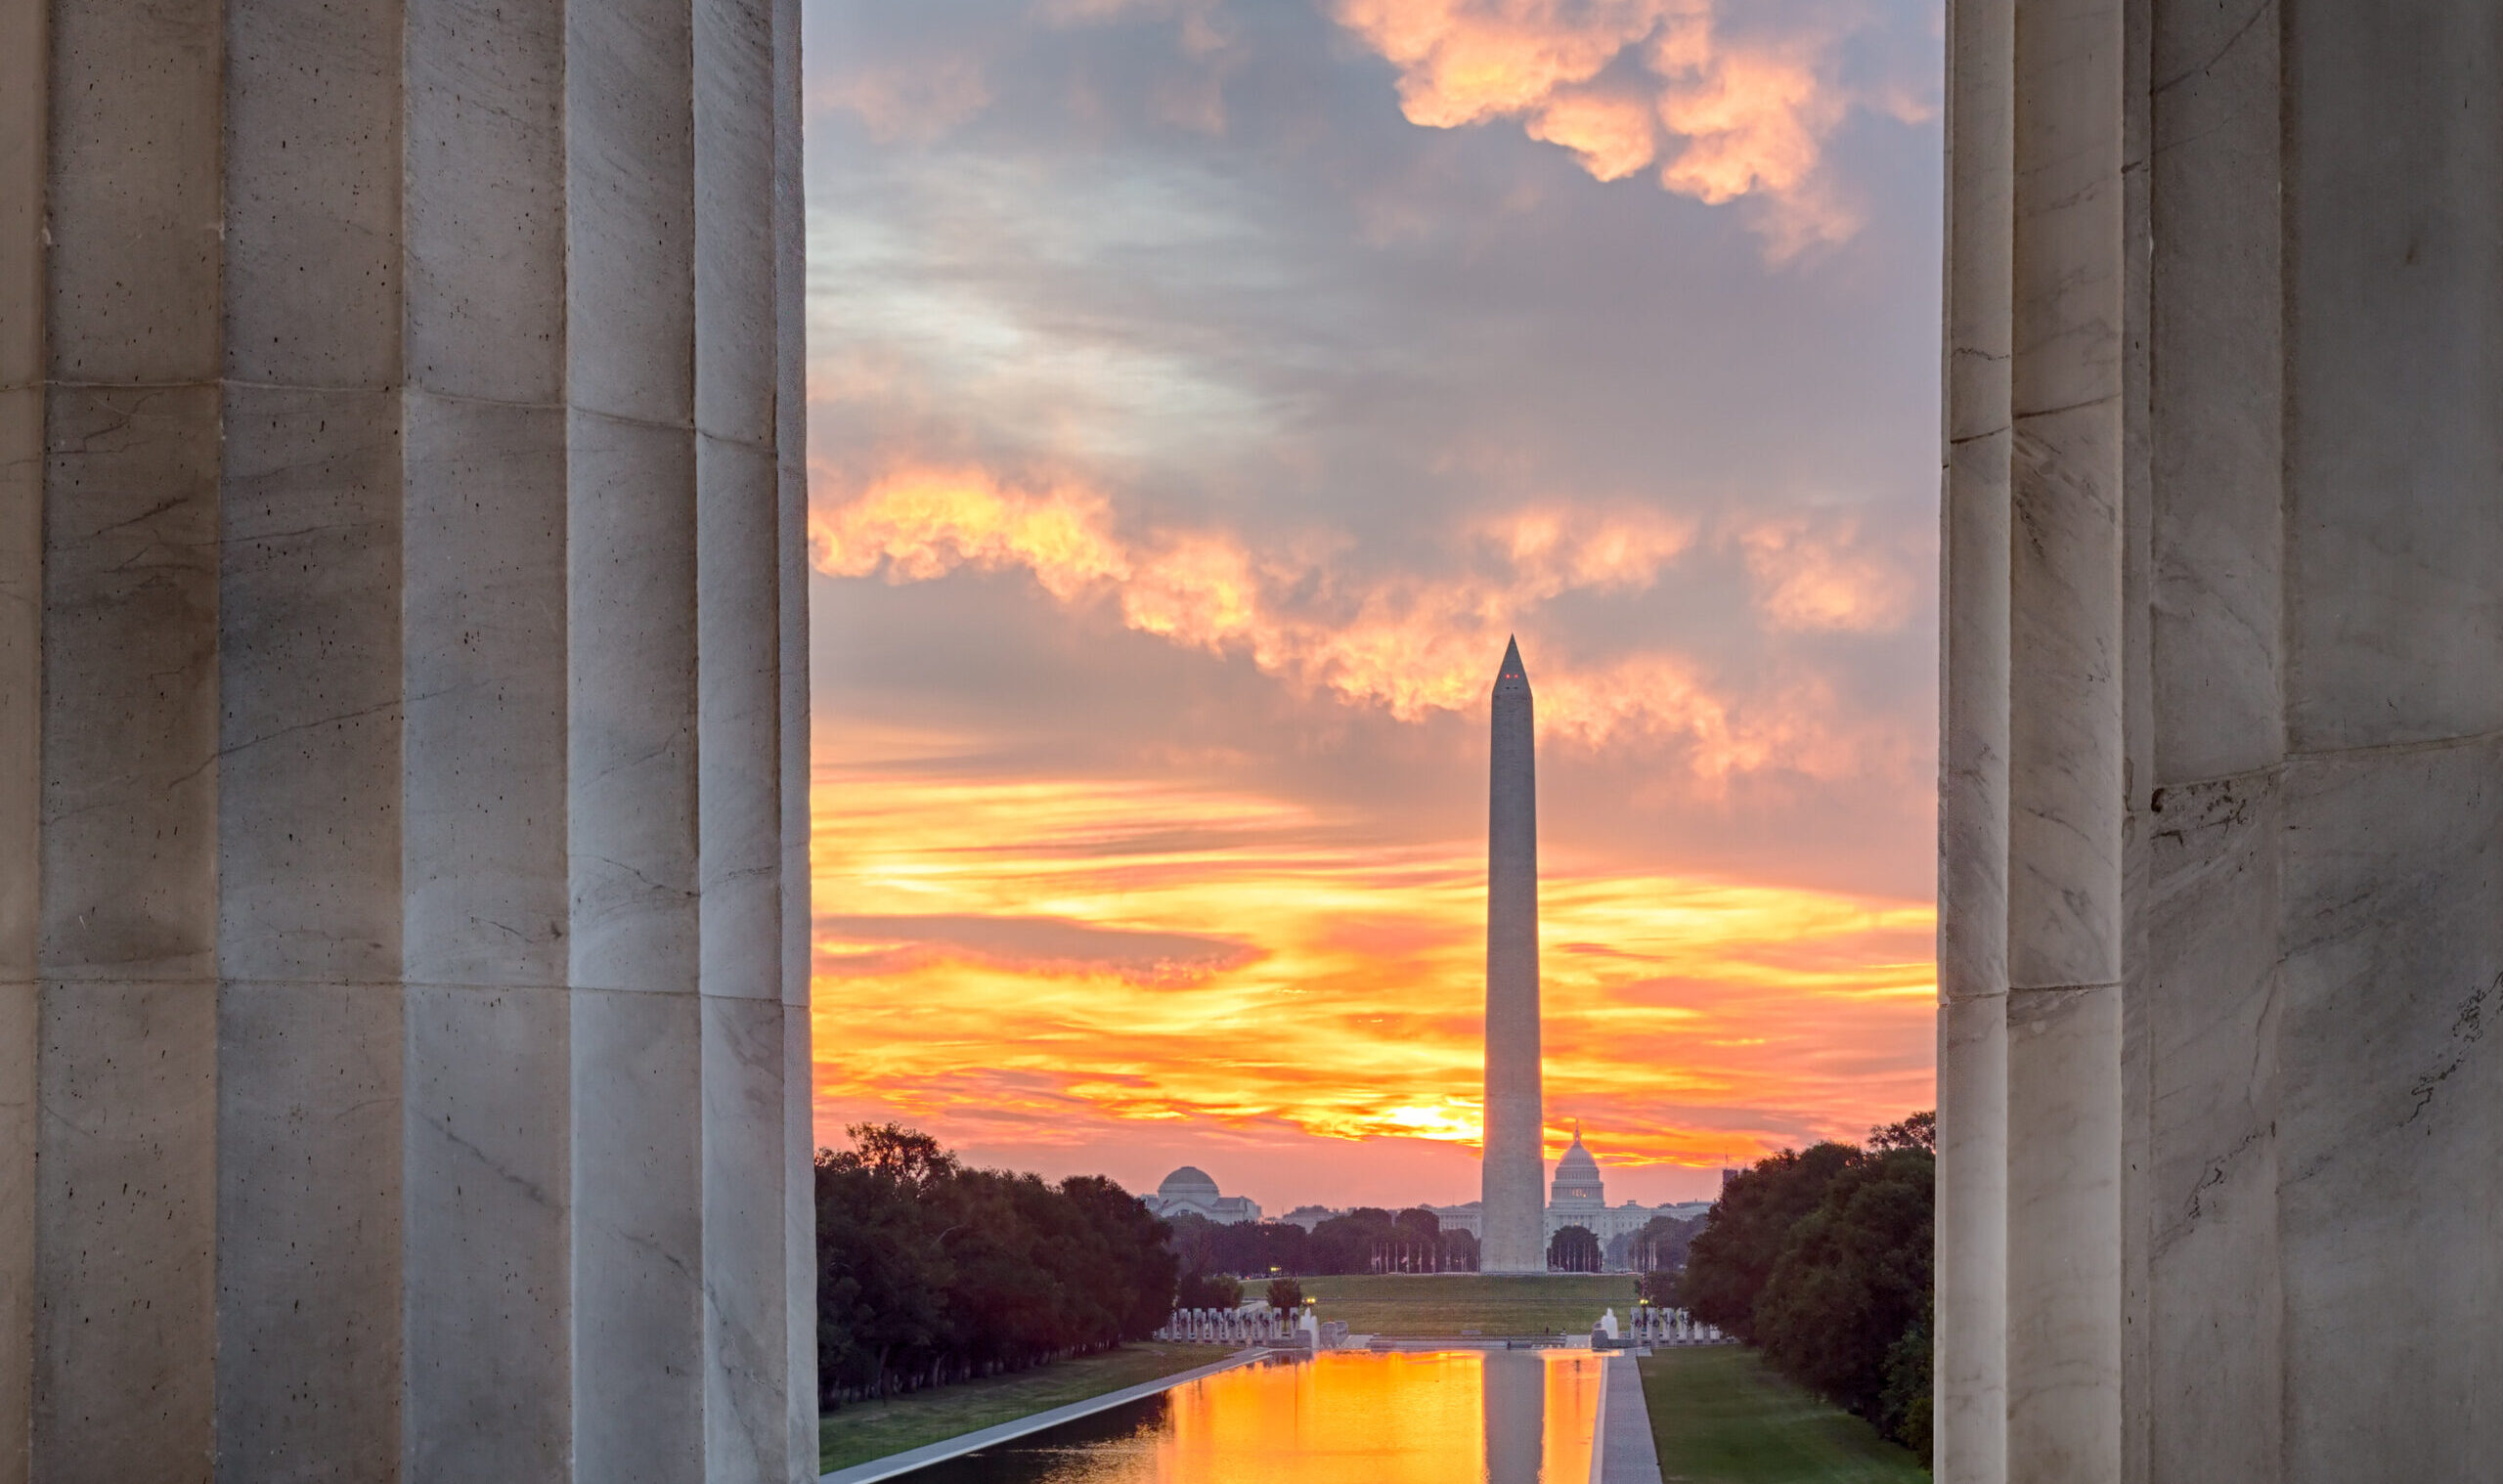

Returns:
1328,0,1932,256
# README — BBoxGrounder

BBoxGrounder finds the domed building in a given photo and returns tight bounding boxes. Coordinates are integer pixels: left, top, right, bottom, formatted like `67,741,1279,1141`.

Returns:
1427,1123,1712,1260
1141,1165,1261,1226
1548,1126,1607,1214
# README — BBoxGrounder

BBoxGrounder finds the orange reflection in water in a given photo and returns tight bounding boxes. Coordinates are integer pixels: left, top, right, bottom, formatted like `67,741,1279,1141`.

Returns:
991,1350,1601,1484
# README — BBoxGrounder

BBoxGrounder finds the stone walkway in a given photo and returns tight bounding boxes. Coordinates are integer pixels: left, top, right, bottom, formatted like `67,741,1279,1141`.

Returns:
1596,1352,1665,1484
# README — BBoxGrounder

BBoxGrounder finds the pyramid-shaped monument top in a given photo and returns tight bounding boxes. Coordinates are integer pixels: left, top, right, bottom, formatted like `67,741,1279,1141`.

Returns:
1494,635,1531,694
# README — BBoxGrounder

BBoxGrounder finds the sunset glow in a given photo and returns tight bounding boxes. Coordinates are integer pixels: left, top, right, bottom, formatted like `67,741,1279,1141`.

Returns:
808,717,1934,1207
804,0,1942,1212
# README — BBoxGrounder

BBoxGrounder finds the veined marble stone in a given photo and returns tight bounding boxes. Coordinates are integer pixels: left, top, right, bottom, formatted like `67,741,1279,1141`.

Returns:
1940,3,2503,1482
0,1,816,1479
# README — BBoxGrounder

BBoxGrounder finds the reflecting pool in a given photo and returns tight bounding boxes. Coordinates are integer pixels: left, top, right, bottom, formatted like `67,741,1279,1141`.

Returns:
896,1348,1603,1484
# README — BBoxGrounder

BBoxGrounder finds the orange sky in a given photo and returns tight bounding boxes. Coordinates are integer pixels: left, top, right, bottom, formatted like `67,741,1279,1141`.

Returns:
802,0,1943,1213
806,710,1935,1208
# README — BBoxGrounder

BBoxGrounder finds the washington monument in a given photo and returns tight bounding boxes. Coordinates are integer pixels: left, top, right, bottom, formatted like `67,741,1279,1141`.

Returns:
1480,636,1545,1273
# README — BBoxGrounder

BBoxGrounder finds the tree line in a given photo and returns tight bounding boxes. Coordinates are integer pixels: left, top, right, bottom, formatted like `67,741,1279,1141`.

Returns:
1678,1111,1936,1456
813,1124,1178,1408
1165,1204,1479,1289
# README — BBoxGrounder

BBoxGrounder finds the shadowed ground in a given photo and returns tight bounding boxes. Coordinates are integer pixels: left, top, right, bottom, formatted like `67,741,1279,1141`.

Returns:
1639,1349,1925,1483
818,1344,1215,1473
1295,1273,1640,1335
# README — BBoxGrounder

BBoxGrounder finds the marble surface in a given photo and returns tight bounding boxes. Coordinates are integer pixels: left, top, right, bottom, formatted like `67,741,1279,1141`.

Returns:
1946,4,2503,1482
1,1,815,1476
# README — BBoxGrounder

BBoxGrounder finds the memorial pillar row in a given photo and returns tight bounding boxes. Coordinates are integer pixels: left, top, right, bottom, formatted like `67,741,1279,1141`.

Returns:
0,3,814,1480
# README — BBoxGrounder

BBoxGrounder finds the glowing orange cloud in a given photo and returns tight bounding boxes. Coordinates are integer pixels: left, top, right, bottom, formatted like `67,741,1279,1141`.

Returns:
808,720,1935,1186
1735,515,1922,633
1328,0,1926,255
810,465,1911,788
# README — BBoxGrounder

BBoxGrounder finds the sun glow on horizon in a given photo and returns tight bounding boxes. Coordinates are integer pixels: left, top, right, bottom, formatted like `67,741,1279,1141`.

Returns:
808,719,1935,1201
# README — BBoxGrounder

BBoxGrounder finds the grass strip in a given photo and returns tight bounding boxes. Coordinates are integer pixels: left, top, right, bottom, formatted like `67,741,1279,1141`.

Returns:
817,1342,1222,1473
1295,1273,1639,1337
1639,1347,1927,1483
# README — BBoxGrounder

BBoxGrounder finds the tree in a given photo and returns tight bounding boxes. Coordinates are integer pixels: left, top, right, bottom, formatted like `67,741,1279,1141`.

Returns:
1671,1113,1938,1443
1265,1278,1303,1311
1679,1142,1859,1340
1176,1270,1240,1309
1880,1303,1933,1455
1624,1213,1699,1298
1547,1224,1601,1273
1868,1110,1937,1154
1752,1147,1935,1421
1308,1208,1395,1275
813,1124,1181,1407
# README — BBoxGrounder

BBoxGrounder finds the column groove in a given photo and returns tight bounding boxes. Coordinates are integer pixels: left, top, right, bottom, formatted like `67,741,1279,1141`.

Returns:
1938,0,2014,1478
2004,0,2127,1480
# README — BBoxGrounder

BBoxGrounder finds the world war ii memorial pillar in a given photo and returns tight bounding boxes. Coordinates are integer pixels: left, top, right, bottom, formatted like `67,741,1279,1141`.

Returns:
0,0,815,1478
1479,637,1545,1275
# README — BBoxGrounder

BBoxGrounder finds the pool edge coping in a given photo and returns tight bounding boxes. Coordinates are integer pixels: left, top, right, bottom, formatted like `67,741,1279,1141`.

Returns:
817,1348,1274,1484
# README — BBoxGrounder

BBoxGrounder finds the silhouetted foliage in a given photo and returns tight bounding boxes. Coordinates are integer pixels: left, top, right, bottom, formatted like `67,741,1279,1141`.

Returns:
1175,1269,1241,1309
1625,1213,1702,1301
1880,1304,1933,1457
1265,1277,1303,1310
1547,1224,1602,1273
1678,1112,1937,1453
1162,1205,1473,1279
813,1124,1178,1408
1754,1148,1935,1427
1867,1110,1937,1155
1681,1141,1861,1339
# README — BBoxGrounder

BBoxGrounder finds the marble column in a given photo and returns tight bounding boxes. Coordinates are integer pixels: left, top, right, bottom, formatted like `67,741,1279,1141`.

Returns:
1936,0,2013,1477
1947,2,2503,1481
0,2,815,1480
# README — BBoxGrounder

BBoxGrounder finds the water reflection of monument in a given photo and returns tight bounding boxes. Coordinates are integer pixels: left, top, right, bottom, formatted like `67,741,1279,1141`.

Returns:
1480,1348,1546,1484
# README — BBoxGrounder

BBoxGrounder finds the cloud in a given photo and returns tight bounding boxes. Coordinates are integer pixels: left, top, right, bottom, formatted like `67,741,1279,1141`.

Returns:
1734,514,1920,633
1327,0,1930,255
821,55,995,143
808,737,1936,1190
1032,0,1232,57
813,465,1904,775
818,913,1264,983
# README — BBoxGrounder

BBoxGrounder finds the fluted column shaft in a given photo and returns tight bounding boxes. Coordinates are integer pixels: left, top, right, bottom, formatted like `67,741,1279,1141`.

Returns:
1946,3,2502,1481
1937,0,2013,1477
1941,0,2127,1478
0,2,814,1480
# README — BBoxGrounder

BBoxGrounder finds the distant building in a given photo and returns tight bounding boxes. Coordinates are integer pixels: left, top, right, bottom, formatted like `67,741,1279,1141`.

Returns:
1279,1204,1340,1232
1142,1165,1261,1225
1427,1127,1703,1258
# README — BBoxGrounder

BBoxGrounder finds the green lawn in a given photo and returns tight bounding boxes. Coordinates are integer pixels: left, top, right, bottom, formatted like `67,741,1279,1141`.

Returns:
1295,1272,1638,1337
1640,1348,1927,1483
817,1342,1223,1473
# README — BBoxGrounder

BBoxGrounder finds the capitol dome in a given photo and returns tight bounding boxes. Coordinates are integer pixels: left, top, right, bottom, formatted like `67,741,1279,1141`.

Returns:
1550,1126,1605,1207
